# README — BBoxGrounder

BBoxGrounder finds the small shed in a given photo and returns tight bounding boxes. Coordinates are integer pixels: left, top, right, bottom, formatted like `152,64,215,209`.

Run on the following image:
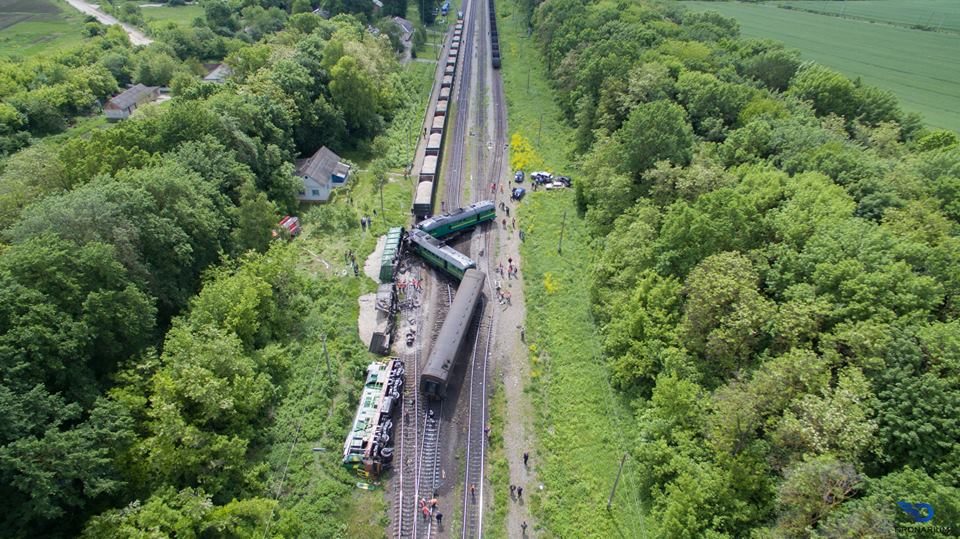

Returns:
297,146,351,203
104,84,159,121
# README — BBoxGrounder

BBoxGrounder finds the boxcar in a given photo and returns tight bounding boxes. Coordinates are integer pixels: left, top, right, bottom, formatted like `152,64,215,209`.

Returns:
431,114,446,134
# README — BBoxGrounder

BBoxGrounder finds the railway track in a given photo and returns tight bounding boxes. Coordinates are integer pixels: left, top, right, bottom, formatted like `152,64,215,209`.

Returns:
394,0,508,531
446,0,479,210
395,269,425,539
460,305,494,538
395,282,455,538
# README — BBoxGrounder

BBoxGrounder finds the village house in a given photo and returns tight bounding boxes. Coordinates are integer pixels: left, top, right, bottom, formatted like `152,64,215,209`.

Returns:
297,146,351,203
104,84,160,121
392,17,414,42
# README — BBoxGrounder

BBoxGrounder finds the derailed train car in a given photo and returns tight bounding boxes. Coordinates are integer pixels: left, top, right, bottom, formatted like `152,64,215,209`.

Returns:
342,358,405,478
420,269,486,399
418,200,496,238
406,228,476,280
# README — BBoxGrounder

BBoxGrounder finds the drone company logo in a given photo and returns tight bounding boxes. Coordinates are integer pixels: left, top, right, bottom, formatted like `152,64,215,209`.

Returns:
898,501,935,523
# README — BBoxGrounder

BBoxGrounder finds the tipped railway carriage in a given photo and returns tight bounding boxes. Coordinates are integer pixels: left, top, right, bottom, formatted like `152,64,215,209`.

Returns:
418,200,496,238
420,269,486,399
342,358,405,478
406,229,476,280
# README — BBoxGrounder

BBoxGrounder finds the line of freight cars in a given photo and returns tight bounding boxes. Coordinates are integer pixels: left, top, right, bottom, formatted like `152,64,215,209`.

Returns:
490,0,500,68
413,14,466,220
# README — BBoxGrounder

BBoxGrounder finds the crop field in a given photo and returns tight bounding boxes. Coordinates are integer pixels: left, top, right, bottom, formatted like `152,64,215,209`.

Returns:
774,0,960,34
684,1,960,132
0,0,86,58
141,4,205,27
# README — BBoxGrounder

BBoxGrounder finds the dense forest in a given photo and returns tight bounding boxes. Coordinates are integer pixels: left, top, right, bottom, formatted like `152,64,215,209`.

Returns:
0,4,419,536
523,0,960,536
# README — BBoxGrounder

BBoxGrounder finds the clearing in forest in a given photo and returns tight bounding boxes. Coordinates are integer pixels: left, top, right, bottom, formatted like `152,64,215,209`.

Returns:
683,1,960,132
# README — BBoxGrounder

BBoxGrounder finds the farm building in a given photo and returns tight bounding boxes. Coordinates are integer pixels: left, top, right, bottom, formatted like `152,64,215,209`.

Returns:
297,146,351,203
104,84,159,121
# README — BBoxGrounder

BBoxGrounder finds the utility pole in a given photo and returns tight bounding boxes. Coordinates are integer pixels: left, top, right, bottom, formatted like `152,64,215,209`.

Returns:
557,209,566,254
537,112,543,148
606,453,627,511
527,67,530,93
323,334,332,382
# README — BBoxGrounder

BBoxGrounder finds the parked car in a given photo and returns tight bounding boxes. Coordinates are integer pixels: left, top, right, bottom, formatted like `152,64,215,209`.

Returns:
555,175,572,187
531,171,553,184
511,187,526,201
514,170,524,183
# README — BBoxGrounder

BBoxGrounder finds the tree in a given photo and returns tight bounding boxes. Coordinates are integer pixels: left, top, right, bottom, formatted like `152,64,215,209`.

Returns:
0,395,135,536
675,70,753,140
787,63,858,120
292,0,313,14
681,252,774,380
614,100,694,178
329,55,380,139
740,47,800,92
776,456,862,536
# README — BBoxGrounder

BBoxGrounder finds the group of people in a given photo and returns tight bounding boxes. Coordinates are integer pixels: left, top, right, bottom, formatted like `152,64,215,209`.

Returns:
419,497,442,526
359,215,372,230
497,257,519,279
494,278,514,305
397,277,423,293
345,250,359,277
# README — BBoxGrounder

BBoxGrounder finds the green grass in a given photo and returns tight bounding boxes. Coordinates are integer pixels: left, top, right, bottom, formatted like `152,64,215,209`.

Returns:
774,0,960,34
0,0,87,58
141,4,205,28
682,1,960,132
498,2,648,537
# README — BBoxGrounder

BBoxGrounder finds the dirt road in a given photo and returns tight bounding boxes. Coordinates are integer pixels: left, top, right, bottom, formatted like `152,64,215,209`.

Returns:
62,0,154,46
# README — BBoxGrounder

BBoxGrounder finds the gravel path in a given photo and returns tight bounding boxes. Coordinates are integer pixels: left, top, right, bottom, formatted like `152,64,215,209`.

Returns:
489,188,540,539
62,0,154,45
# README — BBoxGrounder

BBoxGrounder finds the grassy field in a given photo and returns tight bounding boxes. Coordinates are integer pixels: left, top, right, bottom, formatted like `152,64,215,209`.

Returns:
0,0,87,58
141,4,205,28
498,2,649,537
683,1,960,132
774,0,960,34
